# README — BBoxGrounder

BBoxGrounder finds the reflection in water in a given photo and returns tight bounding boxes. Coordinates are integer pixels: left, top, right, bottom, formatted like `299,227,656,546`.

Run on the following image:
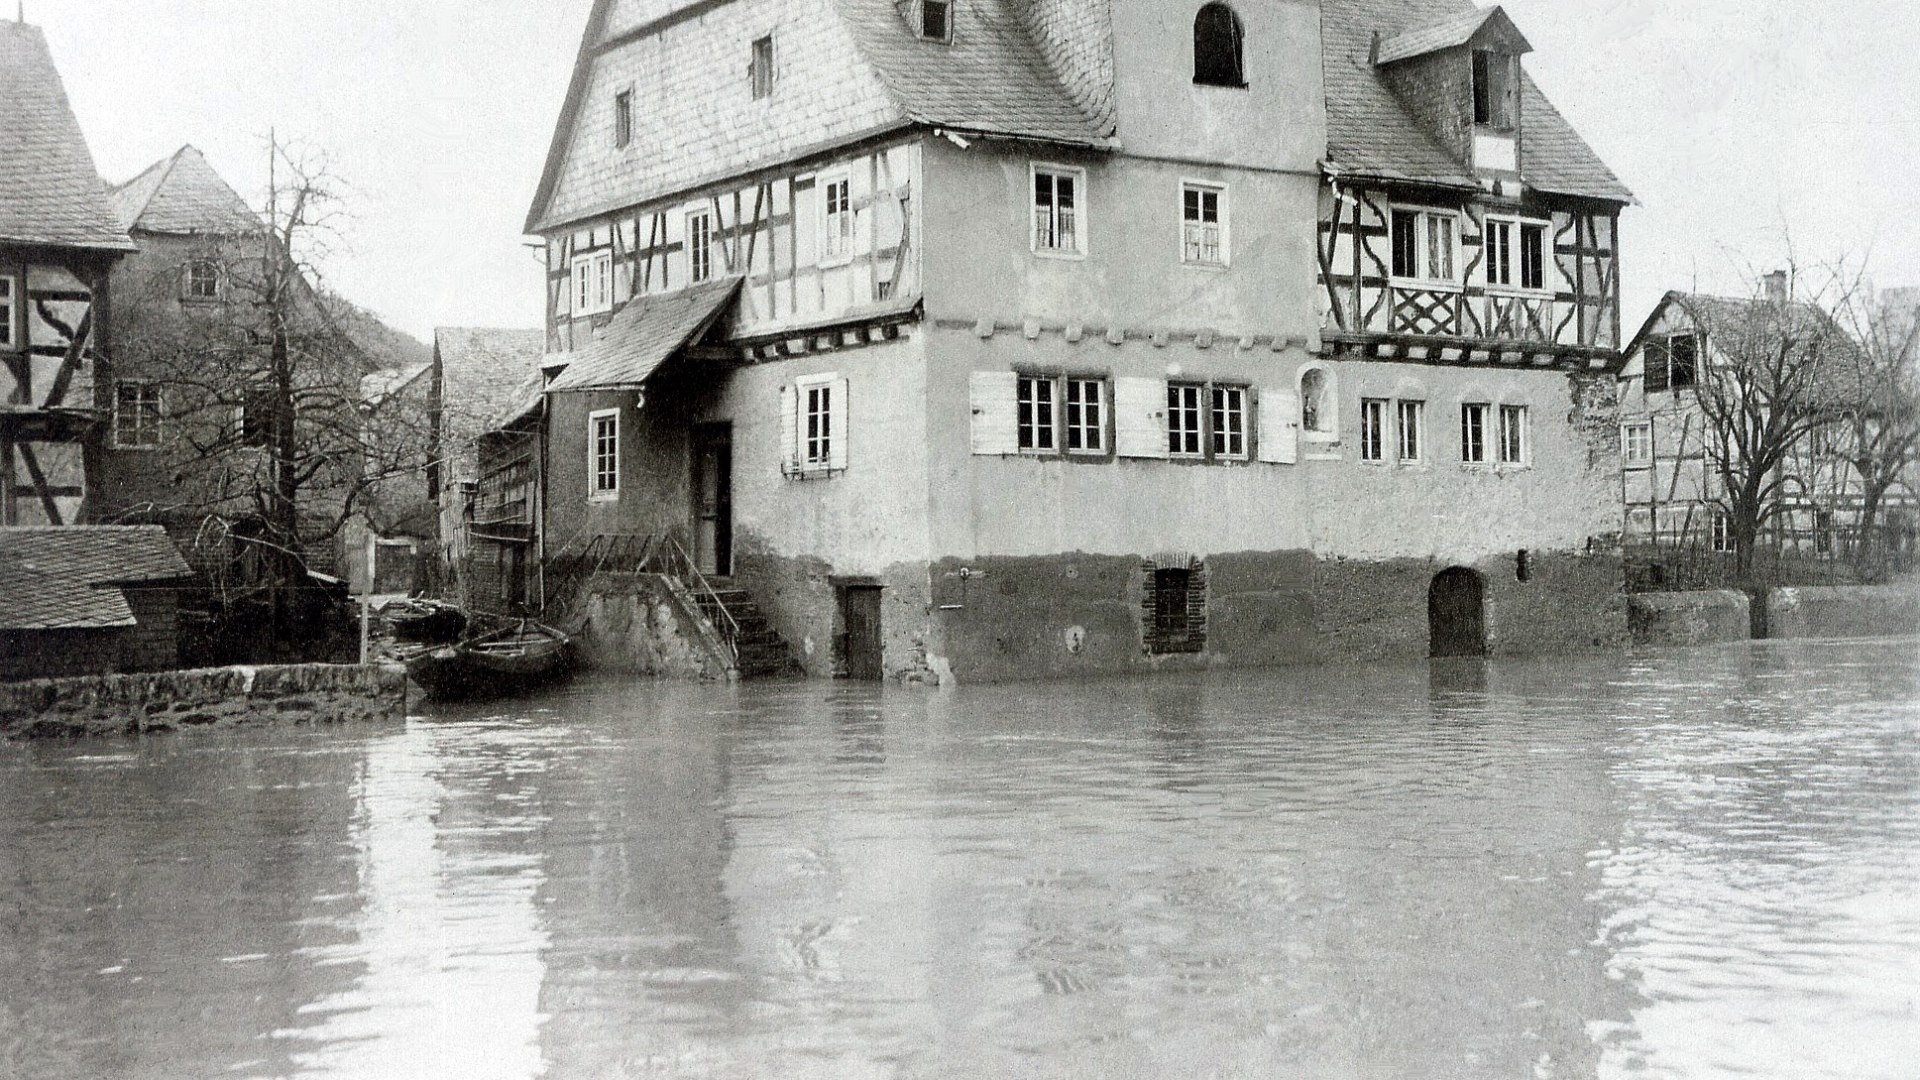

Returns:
0,640,1914,1078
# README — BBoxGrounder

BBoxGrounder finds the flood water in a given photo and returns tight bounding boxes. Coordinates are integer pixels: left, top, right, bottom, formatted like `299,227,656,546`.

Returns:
2,639,1917,1079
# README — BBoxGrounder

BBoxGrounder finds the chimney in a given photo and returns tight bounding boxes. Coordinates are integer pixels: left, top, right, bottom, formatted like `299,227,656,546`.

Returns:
1764,270,1788,305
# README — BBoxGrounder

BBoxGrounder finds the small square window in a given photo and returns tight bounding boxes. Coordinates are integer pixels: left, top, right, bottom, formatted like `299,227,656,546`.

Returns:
184,259,221,301
1032,165,1084,255
750,36,775,100
1461,402,1489,464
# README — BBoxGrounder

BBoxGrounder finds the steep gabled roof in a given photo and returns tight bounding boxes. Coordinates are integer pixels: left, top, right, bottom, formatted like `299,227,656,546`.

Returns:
1322,0,1632,203
0,21,135,252
1373,7,1530,66
107,145,260,235
1626,289,1870,406
0,526,192,630
525,0,1108,234
436,327,549,423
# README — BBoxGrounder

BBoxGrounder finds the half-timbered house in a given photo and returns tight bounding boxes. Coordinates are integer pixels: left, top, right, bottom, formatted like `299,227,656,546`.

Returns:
521,0,1633,681
0,18,135,527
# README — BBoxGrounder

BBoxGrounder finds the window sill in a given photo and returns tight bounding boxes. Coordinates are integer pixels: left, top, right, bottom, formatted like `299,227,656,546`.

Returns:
1484,285,1555,301
1191,80,1249,90
1031,247,1086,262
782,465,843,481
588,492,619,504
1389,278,1464,293
1181,260,1230,273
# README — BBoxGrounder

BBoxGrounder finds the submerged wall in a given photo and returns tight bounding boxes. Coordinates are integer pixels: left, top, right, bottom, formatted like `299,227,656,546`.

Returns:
1628,590,1752,646
1767,585,1920,640
0,664,407,740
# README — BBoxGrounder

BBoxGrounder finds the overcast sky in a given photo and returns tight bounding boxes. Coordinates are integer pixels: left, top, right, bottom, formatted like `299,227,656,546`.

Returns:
34,0,1920,345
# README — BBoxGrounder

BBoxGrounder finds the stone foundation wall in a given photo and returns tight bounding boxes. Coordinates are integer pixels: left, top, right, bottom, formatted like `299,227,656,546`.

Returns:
1767,585,1920,640
925,548,1626,683
571,572,731,680
0,664,408,741
731,531,934,680
1629,590,1752,646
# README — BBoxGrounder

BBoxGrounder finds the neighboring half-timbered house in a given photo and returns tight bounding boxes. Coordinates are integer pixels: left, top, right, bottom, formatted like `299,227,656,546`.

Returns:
0,19,136,527
522,0,1634,682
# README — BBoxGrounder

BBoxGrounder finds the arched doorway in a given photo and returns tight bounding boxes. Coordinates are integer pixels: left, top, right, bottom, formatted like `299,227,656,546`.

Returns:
1428,568,1487,658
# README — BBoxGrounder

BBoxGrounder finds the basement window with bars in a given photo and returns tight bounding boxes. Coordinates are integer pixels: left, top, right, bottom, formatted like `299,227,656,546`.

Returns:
1145,563,1207,654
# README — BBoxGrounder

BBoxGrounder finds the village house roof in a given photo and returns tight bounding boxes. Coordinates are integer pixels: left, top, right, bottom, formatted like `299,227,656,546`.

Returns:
107,145,260,235
525,0,1111,234
434,327,550,478
1322,0,1632,203
0,526,192,630
0,20,135,252
1626,289,1873,408
545,277,742,393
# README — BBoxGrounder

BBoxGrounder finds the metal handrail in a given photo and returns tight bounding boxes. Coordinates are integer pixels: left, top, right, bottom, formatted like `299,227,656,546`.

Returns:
662,534,741,662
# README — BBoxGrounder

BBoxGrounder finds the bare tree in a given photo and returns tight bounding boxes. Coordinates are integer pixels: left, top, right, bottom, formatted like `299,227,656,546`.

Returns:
109,137,431,642
1831,286,1920,579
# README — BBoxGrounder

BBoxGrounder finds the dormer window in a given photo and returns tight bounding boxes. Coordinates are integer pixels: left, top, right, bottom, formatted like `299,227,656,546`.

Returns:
1193,3,1245,88
1473,49,1517,131
918,0,951,42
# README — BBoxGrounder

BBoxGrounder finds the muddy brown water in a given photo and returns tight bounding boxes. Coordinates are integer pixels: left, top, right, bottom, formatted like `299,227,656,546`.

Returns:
2,639,1916,1079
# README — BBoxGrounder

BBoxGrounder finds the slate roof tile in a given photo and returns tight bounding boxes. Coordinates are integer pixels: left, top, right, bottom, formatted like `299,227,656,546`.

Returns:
107,145,260,235
0,21,135,251
0,525,192,630
545,278,743,393
433,328,549,479
1323,0,1632,203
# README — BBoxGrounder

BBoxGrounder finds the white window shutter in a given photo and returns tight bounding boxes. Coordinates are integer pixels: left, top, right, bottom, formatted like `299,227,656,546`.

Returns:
1260,389,1300,464
779,383,798,474
1114,376,1169,459
828,377,850,471
969,371,1019,455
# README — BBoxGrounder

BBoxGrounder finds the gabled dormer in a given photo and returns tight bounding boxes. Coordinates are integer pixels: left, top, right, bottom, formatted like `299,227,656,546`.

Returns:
1371,6,1533,184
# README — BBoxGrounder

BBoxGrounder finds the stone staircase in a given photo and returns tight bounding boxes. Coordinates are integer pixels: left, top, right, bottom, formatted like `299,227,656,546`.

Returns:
691,583,801,678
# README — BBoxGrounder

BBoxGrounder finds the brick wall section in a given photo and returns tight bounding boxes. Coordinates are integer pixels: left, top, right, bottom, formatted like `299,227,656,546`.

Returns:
1378,49,1473,166
543,0,900,228
1014,0,1115,129
117,586,180,672
0,663,407,740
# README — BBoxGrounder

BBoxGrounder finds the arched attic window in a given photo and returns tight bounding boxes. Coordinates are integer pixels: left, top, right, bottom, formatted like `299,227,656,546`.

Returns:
1193,3,1245,88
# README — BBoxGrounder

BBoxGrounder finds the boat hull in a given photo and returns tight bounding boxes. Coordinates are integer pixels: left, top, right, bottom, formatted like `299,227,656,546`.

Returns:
404,628,577,701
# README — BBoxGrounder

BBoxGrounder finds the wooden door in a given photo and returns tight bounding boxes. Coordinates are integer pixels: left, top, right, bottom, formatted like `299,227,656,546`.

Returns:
1428,568,1487,658
692,426,732,577
841,585,883,680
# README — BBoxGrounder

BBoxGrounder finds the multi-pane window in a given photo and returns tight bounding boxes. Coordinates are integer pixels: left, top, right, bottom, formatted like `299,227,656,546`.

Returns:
803,381,833,468
1485,219,1546,291
113,380,163,449
1622,422,1652,466
1396,400,1425,462
1181,183,1225,266
1167,382,1205,457
1064,377,1105,453
1210,385,1247,459
1498,404,1529,465
184,259,220,301
613,89,632,148
750,36,775,99
1032,166,1082,254
573,250,614,313
1390,209,1456,282
687,211,714,283
1711,512,1732,554
1017,375,1056,451
1644,332,1699,392
0,275,15,347
590,409,619,498
821,176,853,262
1460,402,1489,464
1359,398,1387,462
1473,49,1517,130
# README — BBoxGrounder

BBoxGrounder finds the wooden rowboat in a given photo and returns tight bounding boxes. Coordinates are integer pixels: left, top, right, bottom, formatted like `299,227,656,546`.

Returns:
382,599,468,644
403,621,577,701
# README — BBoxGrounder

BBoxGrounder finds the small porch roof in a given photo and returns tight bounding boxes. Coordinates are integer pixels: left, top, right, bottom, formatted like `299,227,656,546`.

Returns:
544,277,743,394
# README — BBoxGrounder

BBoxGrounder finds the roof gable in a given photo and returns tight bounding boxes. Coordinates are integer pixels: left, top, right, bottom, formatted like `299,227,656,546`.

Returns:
0,21,135,252
1322,0,1631,203
107,146,259,235
1373,7,1531,66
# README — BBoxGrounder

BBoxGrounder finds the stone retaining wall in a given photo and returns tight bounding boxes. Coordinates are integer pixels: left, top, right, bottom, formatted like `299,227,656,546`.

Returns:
1767,585,1920,640
1628,590,1751,646
571,573,731,680
0,664,408,741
